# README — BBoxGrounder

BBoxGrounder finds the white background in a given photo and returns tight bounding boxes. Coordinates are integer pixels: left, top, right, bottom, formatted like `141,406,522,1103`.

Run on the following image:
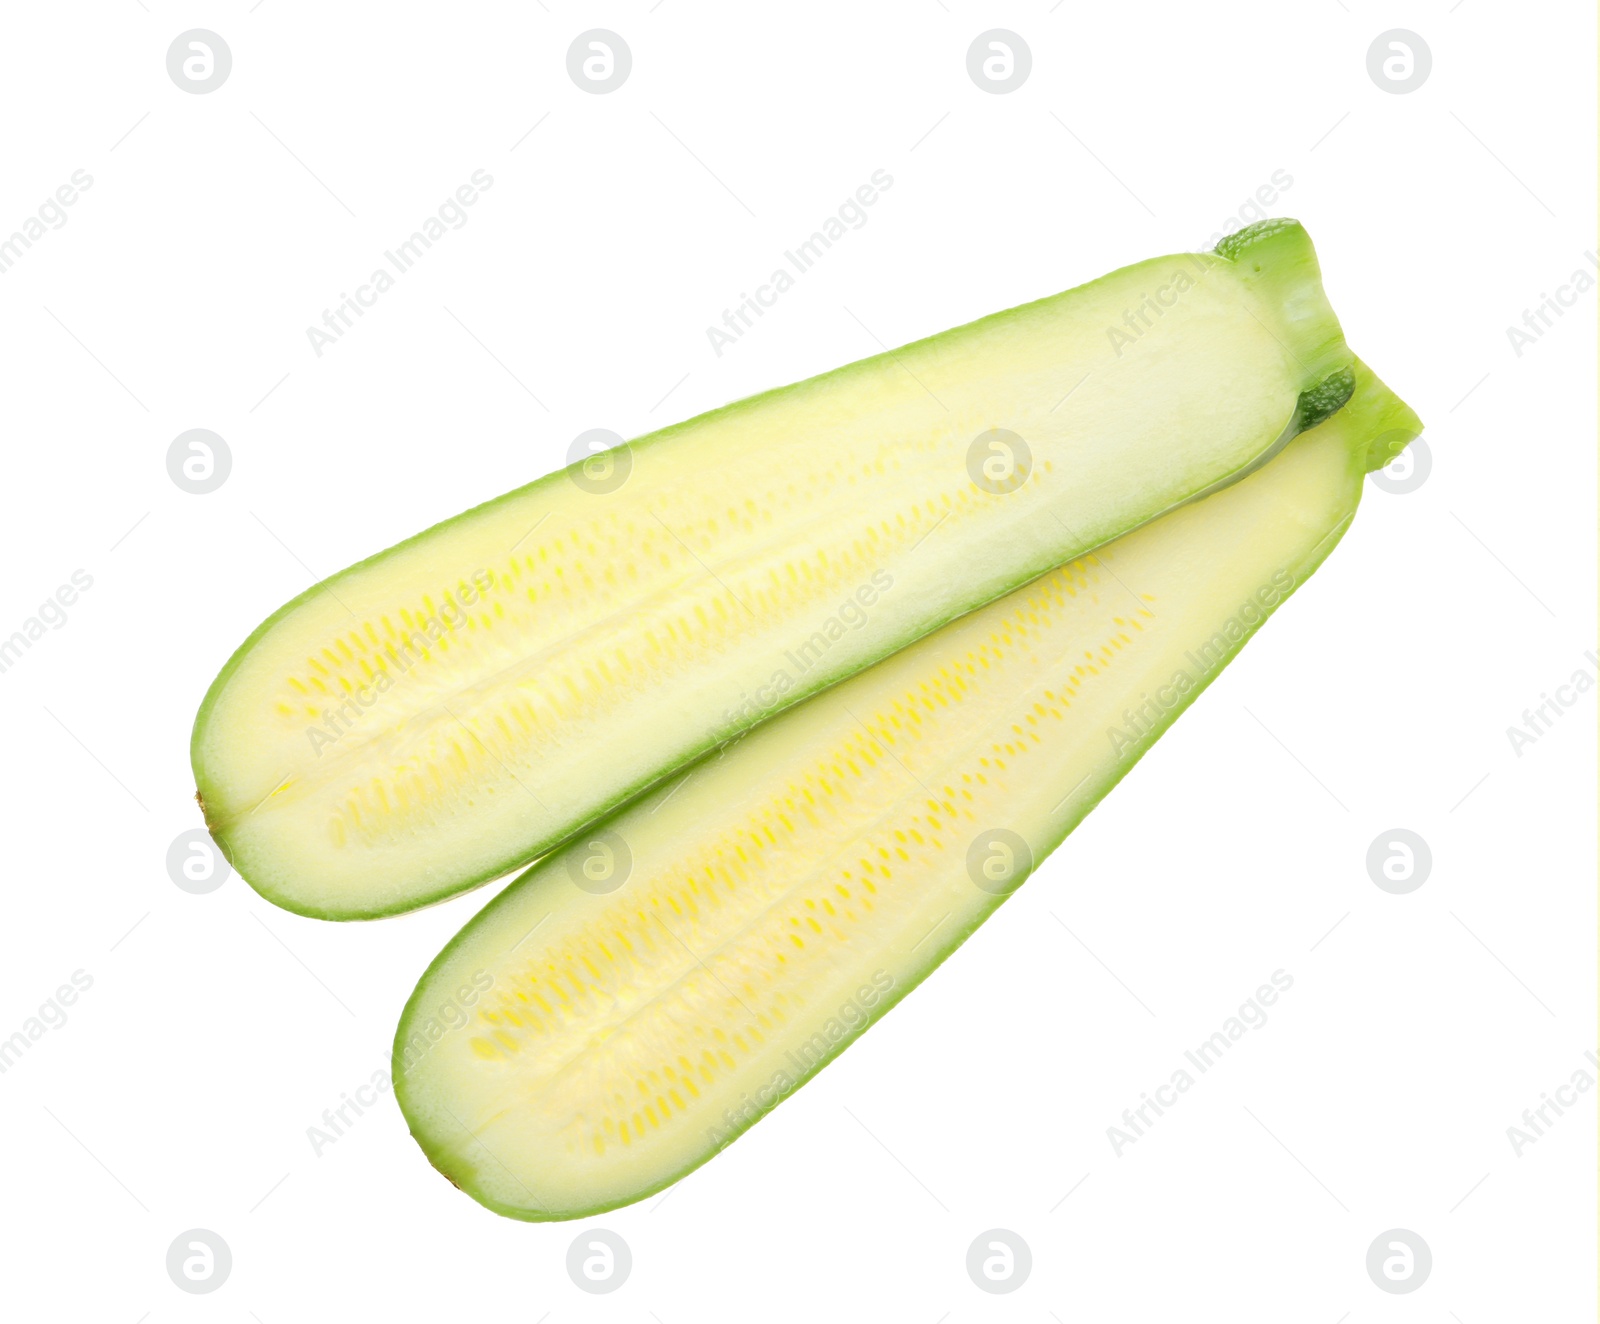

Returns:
0,2,1593,1319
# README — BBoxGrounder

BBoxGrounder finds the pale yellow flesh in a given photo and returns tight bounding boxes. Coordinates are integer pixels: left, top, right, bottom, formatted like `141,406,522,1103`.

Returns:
398,416,1368,1218
197,255,1319,915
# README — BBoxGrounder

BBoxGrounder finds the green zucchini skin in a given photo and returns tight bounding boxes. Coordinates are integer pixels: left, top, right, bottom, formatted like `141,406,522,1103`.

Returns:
392,363,1422,1219
194,220,1354,920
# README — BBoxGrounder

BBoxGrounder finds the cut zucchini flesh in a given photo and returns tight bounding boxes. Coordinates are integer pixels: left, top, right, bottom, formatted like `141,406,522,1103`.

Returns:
193,219,1353,918
393,364,1421,1219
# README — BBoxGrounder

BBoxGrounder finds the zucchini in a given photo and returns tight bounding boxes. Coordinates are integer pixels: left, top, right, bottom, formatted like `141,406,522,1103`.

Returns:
393,363,1420,1219
193,219,1353,918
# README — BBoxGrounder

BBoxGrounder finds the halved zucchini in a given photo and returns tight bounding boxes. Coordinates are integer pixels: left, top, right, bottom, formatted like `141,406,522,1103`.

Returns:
193,219,1353,918
393,362,1420,1219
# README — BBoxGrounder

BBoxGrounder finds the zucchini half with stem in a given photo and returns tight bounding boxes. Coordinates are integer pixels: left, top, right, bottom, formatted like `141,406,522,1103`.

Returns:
192,220,1353,919
393,361,1420,1220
